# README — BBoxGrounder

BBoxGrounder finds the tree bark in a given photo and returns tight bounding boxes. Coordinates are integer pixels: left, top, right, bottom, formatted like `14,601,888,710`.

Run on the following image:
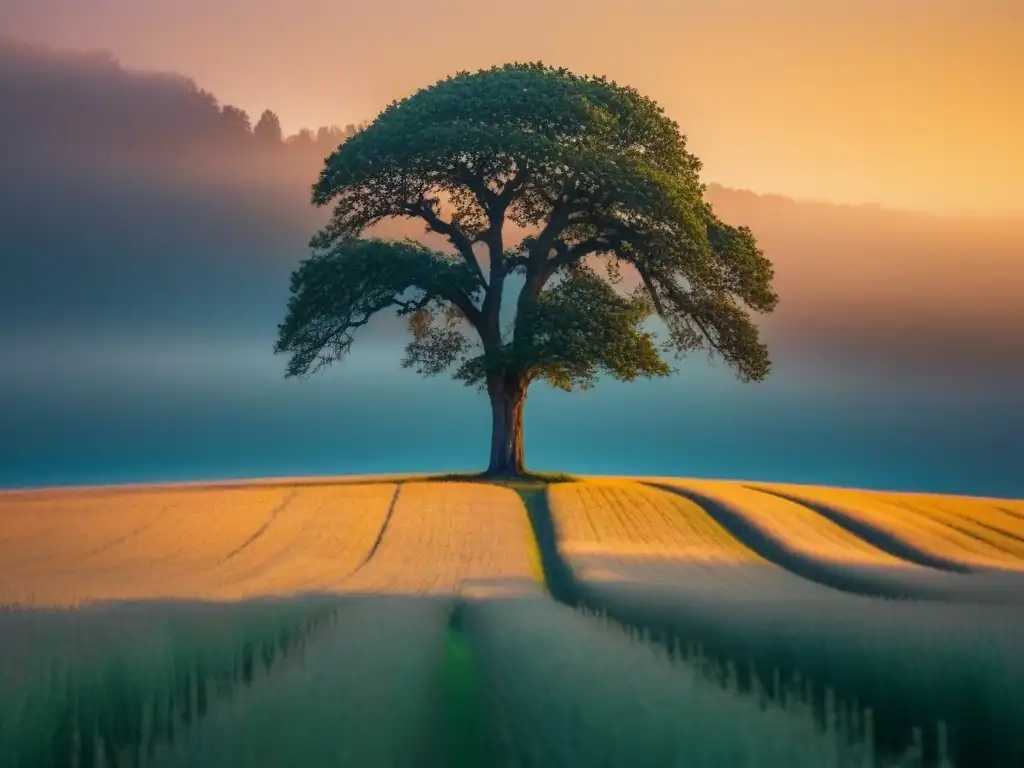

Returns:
486,377,527,476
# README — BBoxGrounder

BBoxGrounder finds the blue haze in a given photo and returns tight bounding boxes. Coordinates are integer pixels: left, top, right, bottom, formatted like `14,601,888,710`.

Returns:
1,40,1021,498
2,337,1020,497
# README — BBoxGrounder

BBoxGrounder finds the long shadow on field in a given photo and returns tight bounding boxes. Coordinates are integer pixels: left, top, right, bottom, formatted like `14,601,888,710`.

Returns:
518,483,1024,768
998,506,1024,522
743,486,973,573
881,498,1024,562
893,500,1024,547
642,482,1024,604
514,486,581,607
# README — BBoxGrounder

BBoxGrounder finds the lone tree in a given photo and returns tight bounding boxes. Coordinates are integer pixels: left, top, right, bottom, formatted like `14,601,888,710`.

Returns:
275,63,777,476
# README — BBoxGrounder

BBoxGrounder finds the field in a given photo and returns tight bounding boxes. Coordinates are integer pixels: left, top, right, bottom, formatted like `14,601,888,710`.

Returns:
1,476,1022,766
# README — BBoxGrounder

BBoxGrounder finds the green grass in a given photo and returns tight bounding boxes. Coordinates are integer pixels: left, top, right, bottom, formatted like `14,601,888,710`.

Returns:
465,595,885,767
151,597,452,767
438,609,490,767
0,598,341,768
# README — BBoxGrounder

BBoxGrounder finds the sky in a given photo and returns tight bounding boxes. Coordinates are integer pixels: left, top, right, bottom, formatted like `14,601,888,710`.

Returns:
1,0,1021,214
0,7,1022,496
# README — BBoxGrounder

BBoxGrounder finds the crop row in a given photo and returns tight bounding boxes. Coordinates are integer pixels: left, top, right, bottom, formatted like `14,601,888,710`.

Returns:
0,596,342,768
546,481,1024,766
464,593,891,768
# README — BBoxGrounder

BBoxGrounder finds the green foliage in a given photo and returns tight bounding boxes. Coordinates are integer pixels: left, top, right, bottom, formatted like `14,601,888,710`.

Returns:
279,61,778,393
402,303,475,379
514,266,671,391
311,62,701,241
450,266,670,391
274,238,480,378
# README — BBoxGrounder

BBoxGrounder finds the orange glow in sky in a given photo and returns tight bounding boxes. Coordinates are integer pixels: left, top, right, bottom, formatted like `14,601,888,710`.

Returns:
1,0,1021,214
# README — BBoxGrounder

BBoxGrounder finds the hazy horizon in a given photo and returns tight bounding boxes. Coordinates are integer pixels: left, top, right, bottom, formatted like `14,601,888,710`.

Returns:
0,34,1021,497
3,0,1023,215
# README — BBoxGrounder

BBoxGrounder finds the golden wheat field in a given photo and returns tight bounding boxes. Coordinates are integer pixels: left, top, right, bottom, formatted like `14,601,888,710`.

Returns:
1,476,1023,767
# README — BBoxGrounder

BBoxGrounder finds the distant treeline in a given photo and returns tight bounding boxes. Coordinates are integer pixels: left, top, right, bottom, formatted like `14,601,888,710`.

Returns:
0,39,363,164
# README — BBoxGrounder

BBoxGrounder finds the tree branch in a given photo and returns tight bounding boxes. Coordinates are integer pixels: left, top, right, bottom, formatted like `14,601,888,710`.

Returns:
438,286,484,332
496,162,532,205
393,293,437,314
511,237,616,343
406,196,488,289
657,280,731,360
279,293,393,378
455,164,499,214
633,262,667,317
526,173,592,265
456,161,532,282
532,236,613,291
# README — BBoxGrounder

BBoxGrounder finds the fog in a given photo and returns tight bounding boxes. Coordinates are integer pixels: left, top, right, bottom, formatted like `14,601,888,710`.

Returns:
1,40,1021,494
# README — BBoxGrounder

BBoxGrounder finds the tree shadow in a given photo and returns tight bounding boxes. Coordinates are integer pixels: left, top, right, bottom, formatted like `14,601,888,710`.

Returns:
518,483,1024,768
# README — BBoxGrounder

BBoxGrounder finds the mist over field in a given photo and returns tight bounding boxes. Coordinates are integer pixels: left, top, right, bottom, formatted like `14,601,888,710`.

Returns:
1,40,1022,495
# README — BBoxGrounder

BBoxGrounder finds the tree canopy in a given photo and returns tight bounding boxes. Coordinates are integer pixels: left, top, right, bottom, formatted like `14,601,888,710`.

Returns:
275,61,778,472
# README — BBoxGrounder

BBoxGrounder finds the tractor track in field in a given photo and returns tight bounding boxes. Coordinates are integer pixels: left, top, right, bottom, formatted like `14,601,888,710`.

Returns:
220,489,299,563
336,483,403,583
80,506,166,558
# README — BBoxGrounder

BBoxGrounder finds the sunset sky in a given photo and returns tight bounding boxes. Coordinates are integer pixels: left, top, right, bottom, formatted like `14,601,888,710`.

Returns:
1,0,1021,214
0,2,1021,495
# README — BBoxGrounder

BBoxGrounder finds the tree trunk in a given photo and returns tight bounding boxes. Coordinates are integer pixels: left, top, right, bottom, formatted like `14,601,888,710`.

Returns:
486,379,527,476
